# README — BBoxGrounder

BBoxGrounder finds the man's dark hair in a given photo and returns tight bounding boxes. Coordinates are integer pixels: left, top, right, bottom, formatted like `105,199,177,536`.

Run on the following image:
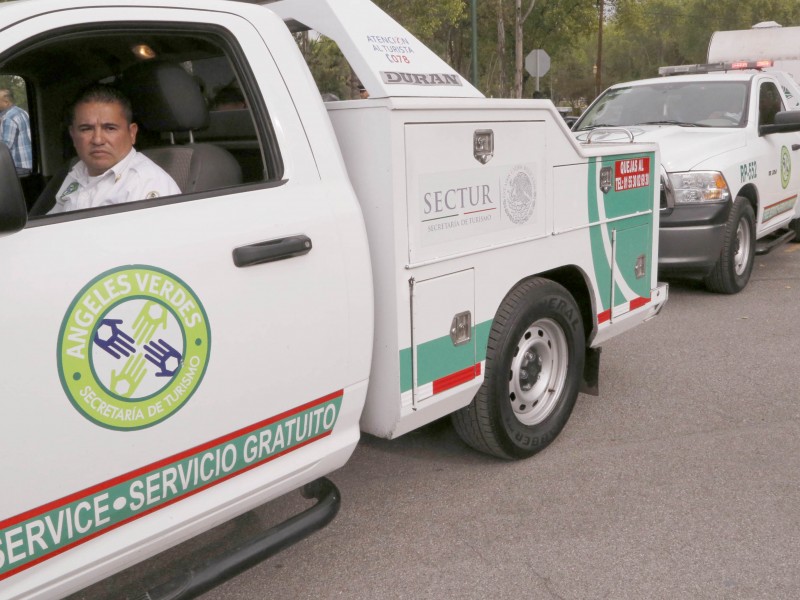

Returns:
68,84,133,125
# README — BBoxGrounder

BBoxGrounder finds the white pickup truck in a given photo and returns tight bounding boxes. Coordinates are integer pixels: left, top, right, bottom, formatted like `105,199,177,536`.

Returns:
573,61,800,293
0,0,667,598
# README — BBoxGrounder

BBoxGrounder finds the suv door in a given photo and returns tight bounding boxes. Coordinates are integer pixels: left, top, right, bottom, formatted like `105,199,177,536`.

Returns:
753,79,800,234
0,5,370,597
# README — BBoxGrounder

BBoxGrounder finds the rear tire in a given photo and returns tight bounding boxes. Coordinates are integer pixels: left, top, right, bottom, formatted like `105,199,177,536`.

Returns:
704,197,755,294
452,278,585,460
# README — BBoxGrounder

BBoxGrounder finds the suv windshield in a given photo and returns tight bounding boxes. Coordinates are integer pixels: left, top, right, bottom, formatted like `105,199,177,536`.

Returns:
575,80,749,130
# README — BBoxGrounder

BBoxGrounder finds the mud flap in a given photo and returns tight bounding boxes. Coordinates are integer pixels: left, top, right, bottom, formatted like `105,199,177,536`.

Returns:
580,347,601,396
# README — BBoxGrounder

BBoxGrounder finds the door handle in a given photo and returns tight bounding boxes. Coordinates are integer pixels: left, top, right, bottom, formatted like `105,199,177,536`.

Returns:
793,144,800,151
233,235,312,267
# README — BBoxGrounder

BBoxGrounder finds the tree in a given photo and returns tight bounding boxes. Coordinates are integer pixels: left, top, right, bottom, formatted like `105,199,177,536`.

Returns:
496,0,509,97
602,0,688,83
678,0,800,61
287,0,793,107
513,0,538,98
374,0,465,61
516,0,596,100
480,0,596,98
552,40,596,112
595,0,800,95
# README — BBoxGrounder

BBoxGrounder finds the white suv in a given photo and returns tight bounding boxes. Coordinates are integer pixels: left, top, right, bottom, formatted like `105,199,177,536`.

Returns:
574,62,800,293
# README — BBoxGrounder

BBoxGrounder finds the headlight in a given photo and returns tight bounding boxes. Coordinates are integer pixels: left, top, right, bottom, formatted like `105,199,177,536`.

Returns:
668,171,730,204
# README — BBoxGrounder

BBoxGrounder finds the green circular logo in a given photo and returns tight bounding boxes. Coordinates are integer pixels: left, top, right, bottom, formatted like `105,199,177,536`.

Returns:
58,266,211,430
781,146,791,189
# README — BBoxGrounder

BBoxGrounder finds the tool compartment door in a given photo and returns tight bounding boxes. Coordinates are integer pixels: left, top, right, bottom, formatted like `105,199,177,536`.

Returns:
411,270,477,404
609,222,653,319
405,121,547,265
590,154,656,322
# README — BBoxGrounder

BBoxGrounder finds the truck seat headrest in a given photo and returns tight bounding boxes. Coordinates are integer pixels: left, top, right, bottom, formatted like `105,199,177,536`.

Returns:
121,61,209,133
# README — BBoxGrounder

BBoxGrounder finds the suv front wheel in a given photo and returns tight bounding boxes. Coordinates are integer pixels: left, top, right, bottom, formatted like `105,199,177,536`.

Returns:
704,196,755,294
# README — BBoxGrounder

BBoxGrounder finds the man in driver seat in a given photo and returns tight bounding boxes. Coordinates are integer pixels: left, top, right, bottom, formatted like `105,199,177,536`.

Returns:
48,84,179,214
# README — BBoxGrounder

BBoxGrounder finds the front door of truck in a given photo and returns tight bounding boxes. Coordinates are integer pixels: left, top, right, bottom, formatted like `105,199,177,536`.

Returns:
0,6,365,592
753,79,800,233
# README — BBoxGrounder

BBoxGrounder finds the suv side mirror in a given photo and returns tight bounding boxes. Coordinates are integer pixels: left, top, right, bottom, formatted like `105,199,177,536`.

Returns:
759,110,800,136
0,144,27,235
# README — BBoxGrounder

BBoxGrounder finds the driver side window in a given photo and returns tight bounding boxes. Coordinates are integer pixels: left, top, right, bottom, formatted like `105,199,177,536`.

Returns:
4,25,281,222
759,82,784,127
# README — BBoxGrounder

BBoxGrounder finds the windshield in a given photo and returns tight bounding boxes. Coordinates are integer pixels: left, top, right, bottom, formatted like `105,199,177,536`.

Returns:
574,80,750,130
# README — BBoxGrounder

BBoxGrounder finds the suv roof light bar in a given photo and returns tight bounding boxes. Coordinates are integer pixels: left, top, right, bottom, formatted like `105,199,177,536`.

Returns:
659,60,774,76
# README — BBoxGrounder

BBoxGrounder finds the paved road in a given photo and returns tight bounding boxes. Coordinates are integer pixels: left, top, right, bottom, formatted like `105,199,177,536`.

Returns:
74,244,800,600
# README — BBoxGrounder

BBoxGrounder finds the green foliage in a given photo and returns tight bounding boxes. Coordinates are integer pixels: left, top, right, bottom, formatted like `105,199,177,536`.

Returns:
474,0,597,98
5,0,800,109
375,0,465,41
290,0,800,109
297,34,354,100
550,0,800,109
515,0,597,97
551,39,597,113
603,0,689,83
678,0,800,60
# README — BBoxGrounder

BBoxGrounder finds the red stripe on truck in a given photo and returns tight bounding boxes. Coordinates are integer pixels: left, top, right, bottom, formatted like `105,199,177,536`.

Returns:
598,297,651,323
432,363,482,395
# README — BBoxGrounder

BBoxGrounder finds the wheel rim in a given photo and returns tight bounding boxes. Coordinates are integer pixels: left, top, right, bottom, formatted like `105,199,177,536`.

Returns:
508,318,569,426
733,216,752,276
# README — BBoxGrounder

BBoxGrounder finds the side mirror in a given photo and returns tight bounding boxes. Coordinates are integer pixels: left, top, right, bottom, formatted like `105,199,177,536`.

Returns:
0,144,27,235
759,110,800,136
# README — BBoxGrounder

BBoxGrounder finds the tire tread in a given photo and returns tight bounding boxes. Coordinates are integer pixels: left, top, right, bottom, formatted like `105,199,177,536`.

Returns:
704,197,755,294
452,278,567,460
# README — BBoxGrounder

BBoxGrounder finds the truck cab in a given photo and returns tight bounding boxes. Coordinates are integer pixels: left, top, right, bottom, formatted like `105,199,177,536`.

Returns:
0,2,374,597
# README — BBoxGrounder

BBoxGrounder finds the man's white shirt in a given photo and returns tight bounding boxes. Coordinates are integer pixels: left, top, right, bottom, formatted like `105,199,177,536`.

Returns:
48,148,180,214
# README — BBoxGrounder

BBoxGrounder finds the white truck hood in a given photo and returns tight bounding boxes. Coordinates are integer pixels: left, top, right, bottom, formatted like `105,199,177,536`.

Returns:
575,125,746,171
